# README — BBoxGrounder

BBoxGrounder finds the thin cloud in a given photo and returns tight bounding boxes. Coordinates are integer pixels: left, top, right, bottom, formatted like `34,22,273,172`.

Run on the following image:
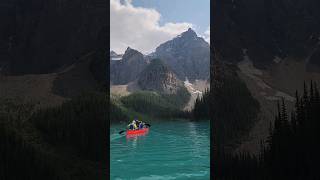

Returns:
110,0,193,54
204,26,210,44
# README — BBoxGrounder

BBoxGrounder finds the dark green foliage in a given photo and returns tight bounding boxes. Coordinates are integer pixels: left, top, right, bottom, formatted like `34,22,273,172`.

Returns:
0,124,58,180
215,81,320,180
110,96,149,124
212,69,260,145
260,81,320,179
120,91,187,119
162,86,191,109
110,98,129,123
214,151,262,180
0,99,59,180
33,92,107,162
1,94,108,179
112,58,191,121
193,88,210,120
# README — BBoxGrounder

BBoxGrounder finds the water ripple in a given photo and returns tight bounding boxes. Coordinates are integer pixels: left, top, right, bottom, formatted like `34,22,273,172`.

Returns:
111,120,210,180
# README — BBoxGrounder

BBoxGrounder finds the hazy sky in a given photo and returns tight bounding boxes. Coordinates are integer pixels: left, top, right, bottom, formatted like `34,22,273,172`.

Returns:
111,0,210,54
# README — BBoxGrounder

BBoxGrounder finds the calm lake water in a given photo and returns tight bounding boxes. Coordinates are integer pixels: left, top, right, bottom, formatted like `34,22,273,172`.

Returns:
110,120,210,180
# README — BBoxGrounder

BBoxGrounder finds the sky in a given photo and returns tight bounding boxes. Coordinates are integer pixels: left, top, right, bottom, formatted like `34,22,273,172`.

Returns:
110,0,210,54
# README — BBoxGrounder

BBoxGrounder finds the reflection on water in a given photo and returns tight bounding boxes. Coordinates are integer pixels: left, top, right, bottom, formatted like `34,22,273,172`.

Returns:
110,120,210,180
188,121,203,158
128,135,137,148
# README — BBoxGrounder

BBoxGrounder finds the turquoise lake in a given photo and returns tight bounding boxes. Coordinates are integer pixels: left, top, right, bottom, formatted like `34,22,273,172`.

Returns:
110,120,210,180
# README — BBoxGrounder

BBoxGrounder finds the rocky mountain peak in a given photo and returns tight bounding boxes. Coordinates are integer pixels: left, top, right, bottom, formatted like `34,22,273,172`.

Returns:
125,46,132,52
122,47,143,60
124,46,139,54
181,28,197,38
154,28,210,81
110,50,118,56
110,47,148,85
137,59,182,94
213,0,320,69
110,50,122,61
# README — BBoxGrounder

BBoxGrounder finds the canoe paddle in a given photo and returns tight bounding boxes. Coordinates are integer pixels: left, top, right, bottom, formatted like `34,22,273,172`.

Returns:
119,130,125,134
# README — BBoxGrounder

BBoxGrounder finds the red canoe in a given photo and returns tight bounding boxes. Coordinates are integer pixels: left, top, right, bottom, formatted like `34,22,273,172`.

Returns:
126,128,149,136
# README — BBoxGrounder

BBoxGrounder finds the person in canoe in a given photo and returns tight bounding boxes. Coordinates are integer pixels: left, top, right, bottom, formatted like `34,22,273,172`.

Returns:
136,119,146,129
127,118,145,130
127,123,134,130
120,118,150,135
139,121,144,129
127,118,138,130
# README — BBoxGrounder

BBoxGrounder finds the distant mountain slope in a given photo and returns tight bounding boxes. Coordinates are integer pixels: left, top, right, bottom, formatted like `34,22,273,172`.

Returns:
213,0,320,154
137,59,191,109
183,79,210,111
110,50,122,61
0,51,105,107
213,0,320,69
109,28,210,85
53,51,106,98
0,0,107,75
0,73,65,107
137,59,182,94
154,28,210,81
110,47,149,85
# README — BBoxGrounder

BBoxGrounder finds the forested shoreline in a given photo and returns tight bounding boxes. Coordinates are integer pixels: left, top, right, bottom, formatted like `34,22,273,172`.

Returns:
0,92,108,179
215,81,320,180
109,87,205,124
211,60,260,148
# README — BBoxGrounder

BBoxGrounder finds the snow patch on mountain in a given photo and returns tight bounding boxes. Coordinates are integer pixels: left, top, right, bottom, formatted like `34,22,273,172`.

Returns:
110,50,123,61
111,57,122,61
183,78,209,110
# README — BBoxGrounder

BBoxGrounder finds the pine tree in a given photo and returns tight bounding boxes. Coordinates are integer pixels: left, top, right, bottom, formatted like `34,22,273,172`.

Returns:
275,100,281,131
291,111,296,131
310,80,314,104
281,98,288,124
295,90,302,127
303,81,308,106
314,82,320,106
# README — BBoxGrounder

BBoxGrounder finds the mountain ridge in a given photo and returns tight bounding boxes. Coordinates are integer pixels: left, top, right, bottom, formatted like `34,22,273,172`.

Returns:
154,28,210,81
213,0,320,69
213,0,320,154
110,47,149,85
110,28,210,85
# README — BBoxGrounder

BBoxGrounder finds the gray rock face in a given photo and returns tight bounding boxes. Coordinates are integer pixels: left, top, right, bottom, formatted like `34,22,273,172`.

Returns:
109,29,210,85
154,28,210,81
213,0,320,69
110,47,148,85
110,51,122,61
137,59,182,94
110,51,117,57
